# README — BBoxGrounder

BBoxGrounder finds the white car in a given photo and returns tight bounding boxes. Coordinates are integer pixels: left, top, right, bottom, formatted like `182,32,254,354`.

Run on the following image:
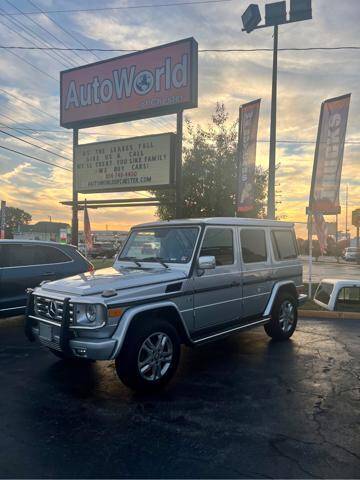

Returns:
314,279,360,312
343,247,360,262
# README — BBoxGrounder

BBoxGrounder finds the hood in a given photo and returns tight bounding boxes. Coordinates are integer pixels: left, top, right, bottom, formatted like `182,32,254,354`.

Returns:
41,266,187,296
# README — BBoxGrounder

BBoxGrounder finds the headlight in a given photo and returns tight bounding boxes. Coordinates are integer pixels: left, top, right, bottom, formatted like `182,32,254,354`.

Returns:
86,304,97,323
74,303,106,328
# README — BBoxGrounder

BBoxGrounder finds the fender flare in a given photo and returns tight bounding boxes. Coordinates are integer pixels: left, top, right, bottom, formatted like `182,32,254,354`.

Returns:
263,281,297,317
110,301,193,359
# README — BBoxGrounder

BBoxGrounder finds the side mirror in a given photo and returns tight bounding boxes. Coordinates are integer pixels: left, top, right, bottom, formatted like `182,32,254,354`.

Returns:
197,255,216,270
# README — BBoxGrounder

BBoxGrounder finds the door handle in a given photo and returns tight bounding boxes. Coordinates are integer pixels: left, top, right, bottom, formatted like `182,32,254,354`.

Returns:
231,281,240,287
42,272,55,276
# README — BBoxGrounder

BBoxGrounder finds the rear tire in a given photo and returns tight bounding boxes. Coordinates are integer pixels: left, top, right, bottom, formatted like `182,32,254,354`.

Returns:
264,292,297,341
115,318,181,392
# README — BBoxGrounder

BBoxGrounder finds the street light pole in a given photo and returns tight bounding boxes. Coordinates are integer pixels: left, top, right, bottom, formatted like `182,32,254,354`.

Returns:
268,24,278,220
241,1,312,220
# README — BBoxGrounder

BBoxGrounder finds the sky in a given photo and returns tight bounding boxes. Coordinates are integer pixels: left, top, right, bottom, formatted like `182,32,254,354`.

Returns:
0,0,359,239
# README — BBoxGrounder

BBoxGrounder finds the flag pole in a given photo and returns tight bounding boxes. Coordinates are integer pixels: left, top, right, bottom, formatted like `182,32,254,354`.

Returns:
308,210,313,299
84,198,87,258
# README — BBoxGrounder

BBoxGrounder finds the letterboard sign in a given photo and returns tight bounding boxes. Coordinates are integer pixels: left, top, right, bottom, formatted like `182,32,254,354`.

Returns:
74,133,176,193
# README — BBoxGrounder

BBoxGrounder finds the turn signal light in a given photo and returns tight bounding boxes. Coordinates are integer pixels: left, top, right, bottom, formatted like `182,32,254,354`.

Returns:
108,307,123,318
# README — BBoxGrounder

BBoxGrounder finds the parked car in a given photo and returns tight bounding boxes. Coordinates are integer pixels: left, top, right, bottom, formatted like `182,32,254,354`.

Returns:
89,242,118,259
25,218,306,391
0,240,93,318
314,279,360,312
343,247,360,262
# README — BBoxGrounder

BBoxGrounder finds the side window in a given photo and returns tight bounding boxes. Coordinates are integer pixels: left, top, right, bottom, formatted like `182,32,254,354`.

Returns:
0,244,71,267
200,228,234,266
240,229,267,263
314,282,334,305
34,246,71,265
335,287,360,312
271,230,298,261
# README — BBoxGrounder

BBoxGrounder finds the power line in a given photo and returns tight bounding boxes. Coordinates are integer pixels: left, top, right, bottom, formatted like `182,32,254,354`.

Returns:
0,5,74,70
1,124,359,145
0,0,232,15
0,144,71,172
0,87,58,121
0,40,58,81
0,45,359,53
26,0,101,62
0,123,71,157
0,112,71,152
0,128,71,161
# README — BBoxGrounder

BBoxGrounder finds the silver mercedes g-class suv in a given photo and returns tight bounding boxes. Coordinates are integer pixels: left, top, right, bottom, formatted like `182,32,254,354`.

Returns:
25,218,306,391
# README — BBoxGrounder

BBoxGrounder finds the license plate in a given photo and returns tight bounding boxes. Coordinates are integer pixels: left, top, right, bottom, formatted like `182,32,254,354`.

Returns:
39,323,53,341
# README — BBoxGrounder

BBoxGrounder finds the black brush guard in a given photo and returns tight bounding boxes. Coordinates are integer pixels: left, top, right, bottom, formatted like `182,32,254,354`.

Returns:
24,291,72,356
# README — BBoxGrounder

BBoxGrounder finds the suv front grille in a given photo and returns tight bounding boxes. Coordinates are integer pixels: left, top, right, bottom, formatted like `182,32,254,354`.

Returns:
34,296,74,324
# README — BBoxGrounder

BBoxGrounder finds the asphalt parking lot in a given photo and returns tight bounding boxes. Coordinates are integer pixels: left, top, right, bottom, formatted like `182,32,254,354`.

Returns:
0,316,359,479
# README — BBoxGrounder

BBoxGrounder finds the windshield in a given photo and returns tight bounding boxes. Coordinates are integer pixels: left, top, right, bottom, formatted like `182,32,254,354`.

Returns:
119,227,200,264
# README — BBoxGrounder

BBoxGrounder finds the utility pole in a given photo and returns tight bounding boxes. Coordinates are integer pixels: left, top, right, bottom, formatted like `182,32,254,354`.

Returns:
268,24,278,219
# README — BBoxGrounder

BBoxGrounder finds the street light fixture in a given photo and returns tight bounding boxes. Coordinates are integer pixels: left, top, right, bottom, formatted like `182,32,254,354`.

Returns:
242,0,312,219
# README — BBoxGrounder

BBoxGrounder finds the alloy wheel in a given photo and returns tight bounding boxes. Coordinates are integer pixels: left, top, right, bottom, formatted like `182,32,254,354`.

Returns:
137,332,173,381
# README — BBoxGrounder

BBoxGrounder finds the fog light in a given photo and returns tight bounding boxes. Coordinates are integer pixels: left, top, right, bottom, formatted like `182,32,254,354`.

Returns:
76,347,87,356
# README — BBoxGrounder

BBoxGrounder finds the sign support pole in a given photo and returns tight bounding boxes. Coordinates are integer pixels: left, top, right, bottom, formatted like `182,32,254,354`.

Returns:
71,128,79,247
176,110,183,219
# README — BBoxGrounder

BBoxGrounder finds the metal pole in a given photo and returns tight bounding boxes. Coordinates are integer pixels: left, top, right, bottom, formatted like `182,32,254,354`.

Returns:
335,214,338,244
267,24,278,220
235,106,242,217
175,110,183,219
345,184,349,242
308,211,313,299
71,128,79,246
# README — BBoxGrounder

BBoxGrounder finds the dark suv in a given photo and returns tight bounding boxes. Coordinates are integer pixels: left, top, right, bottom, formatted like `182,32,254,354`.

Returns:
0,240,93,318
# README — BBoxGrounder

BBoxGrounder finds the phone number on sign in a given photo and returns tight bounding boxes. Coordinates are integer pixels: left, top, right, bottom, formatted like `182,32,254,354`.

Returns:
139,95,184,108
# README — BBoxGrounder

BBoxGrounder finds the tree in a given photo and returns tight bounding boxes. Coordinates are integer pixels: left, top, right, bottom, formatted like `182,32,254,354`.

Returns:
4,206,32,238
154,104,267,220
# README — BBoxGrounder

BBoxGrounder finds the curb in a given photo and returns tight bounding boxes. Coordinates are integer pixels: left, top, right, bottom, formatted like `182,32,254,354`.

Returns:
299,309,360,320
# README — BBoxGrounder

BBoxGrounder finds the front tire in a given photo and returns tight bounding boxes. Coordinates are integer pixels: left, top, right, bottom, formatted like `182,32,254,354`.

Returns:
264,292,297,341
115,319,181,392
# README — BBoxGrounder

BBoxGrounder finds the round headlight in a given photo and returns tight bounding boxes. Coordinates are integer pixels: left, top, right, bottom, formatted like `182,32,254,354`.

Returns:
86,304,97,323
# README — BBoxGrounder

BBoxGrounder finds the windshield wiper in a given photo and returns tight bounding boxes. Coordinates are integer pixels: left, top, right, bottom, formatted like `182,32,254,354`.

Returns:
119,256,142,267
141,257,169,268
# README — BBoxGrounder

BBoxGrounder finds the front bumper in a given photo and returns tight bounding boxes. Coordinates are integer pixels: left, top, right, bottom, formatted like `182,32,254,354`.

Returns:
25,293,117,361
30,323,117,360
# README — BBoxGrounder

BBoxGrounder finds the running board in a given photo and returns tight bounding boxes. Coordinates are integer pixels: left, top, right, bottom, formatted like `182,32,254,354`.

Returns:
192,317,271,345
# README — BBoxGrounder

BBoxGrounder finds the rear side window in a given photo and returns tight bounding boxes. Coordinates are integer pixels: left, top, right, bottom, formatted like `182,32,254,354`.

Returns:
271,230,298,261
200,228,234,266
0,244,71,267
315,282,334,305
240,229,267,263
336,287,360,312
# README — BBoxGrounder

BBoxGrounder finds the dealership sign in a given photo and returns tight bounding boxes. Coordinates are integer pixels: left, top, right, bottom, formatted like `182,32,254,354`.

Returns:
310,94,351,214
74,133,176,193
60,38,198,128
